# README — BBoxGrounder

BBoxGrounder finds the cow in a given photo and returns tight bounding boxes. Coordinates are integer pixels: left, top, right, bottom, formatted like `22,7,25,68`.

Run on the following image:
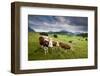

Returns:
39,36,48,55
52,41,59,47
39,36,53,55
59,42,71,50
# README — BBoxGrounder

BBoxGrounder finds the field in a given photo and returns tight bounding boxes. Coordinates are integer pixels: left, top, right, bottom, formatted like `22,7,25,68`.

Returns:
28,32,88,60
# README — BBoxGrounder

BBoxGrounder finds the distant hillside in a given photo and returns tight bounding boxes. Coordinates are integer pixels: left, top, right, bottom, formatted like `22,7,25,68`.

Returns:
48,30,74,35
28,28,88,37
77,33,88,37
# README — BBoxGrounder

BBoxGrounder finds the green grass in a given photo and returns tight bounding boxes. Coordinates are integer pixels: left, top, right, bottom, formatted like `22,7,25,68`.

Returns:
28,32,88,60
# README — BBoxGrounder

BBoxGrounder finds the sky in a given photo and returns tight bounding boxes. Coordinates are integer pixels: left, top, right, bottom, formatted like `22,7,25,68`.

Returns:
28,15,88,33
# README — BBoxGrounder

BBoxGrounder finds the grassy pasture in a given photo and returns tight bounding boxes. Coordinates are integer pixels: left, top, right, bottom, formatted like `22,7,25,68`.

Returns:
28,32,88,60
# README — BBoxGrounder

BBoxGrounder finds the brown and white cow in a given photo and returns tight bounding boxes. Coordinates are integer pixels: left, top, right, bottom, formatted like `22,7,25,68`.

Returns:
52,41,59,47
39,36,53,55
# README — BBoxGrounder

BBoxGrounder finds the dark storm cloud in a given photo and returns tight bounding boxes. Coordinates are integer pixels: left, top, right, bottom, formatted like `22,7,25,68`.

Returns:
28,15,88,33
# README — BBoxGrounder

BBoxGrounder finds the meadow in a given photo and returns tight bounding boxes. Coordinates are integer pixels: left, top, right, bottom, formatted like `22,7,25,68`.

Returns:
28,32,88,60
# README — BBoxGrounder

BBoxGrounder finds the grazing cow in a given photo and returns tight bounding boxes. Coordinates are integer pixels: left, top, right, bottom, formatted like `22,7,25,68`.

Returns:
59,42,71,50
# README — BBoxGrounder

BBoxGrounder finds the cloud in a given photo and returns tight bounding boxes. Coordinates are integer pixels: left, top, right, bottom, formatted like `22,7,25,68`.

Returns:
28,15,88,33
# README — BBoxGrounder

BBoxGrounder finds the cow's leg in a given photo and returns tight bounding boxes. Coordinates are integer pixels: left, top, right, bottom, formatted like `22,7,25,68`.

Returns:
43,47,46,55
47,47,48,53
44,47,48,55
45,47,48,54
45,50,46,55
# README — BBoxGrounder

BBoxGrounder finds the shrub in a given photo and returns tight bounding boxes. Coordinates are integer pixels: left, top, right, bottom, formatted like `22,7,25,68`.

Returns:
53,34,58,38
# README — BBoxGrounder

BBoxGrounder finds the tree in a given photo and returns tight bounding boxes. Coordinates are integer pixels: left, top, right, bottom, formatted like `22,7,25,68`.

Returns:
40,32,48,36
77,33,88,37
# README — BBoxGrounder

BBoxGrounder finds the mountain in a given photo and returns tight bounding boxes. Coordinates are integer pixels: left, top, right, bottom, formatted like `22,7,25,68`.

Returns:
28,27,35,32
60,30,73,34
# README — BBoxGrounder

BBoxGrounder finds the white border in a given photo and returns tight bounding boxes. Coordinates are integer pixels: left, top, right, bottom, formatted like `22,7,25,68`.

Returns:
20,6,95,70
